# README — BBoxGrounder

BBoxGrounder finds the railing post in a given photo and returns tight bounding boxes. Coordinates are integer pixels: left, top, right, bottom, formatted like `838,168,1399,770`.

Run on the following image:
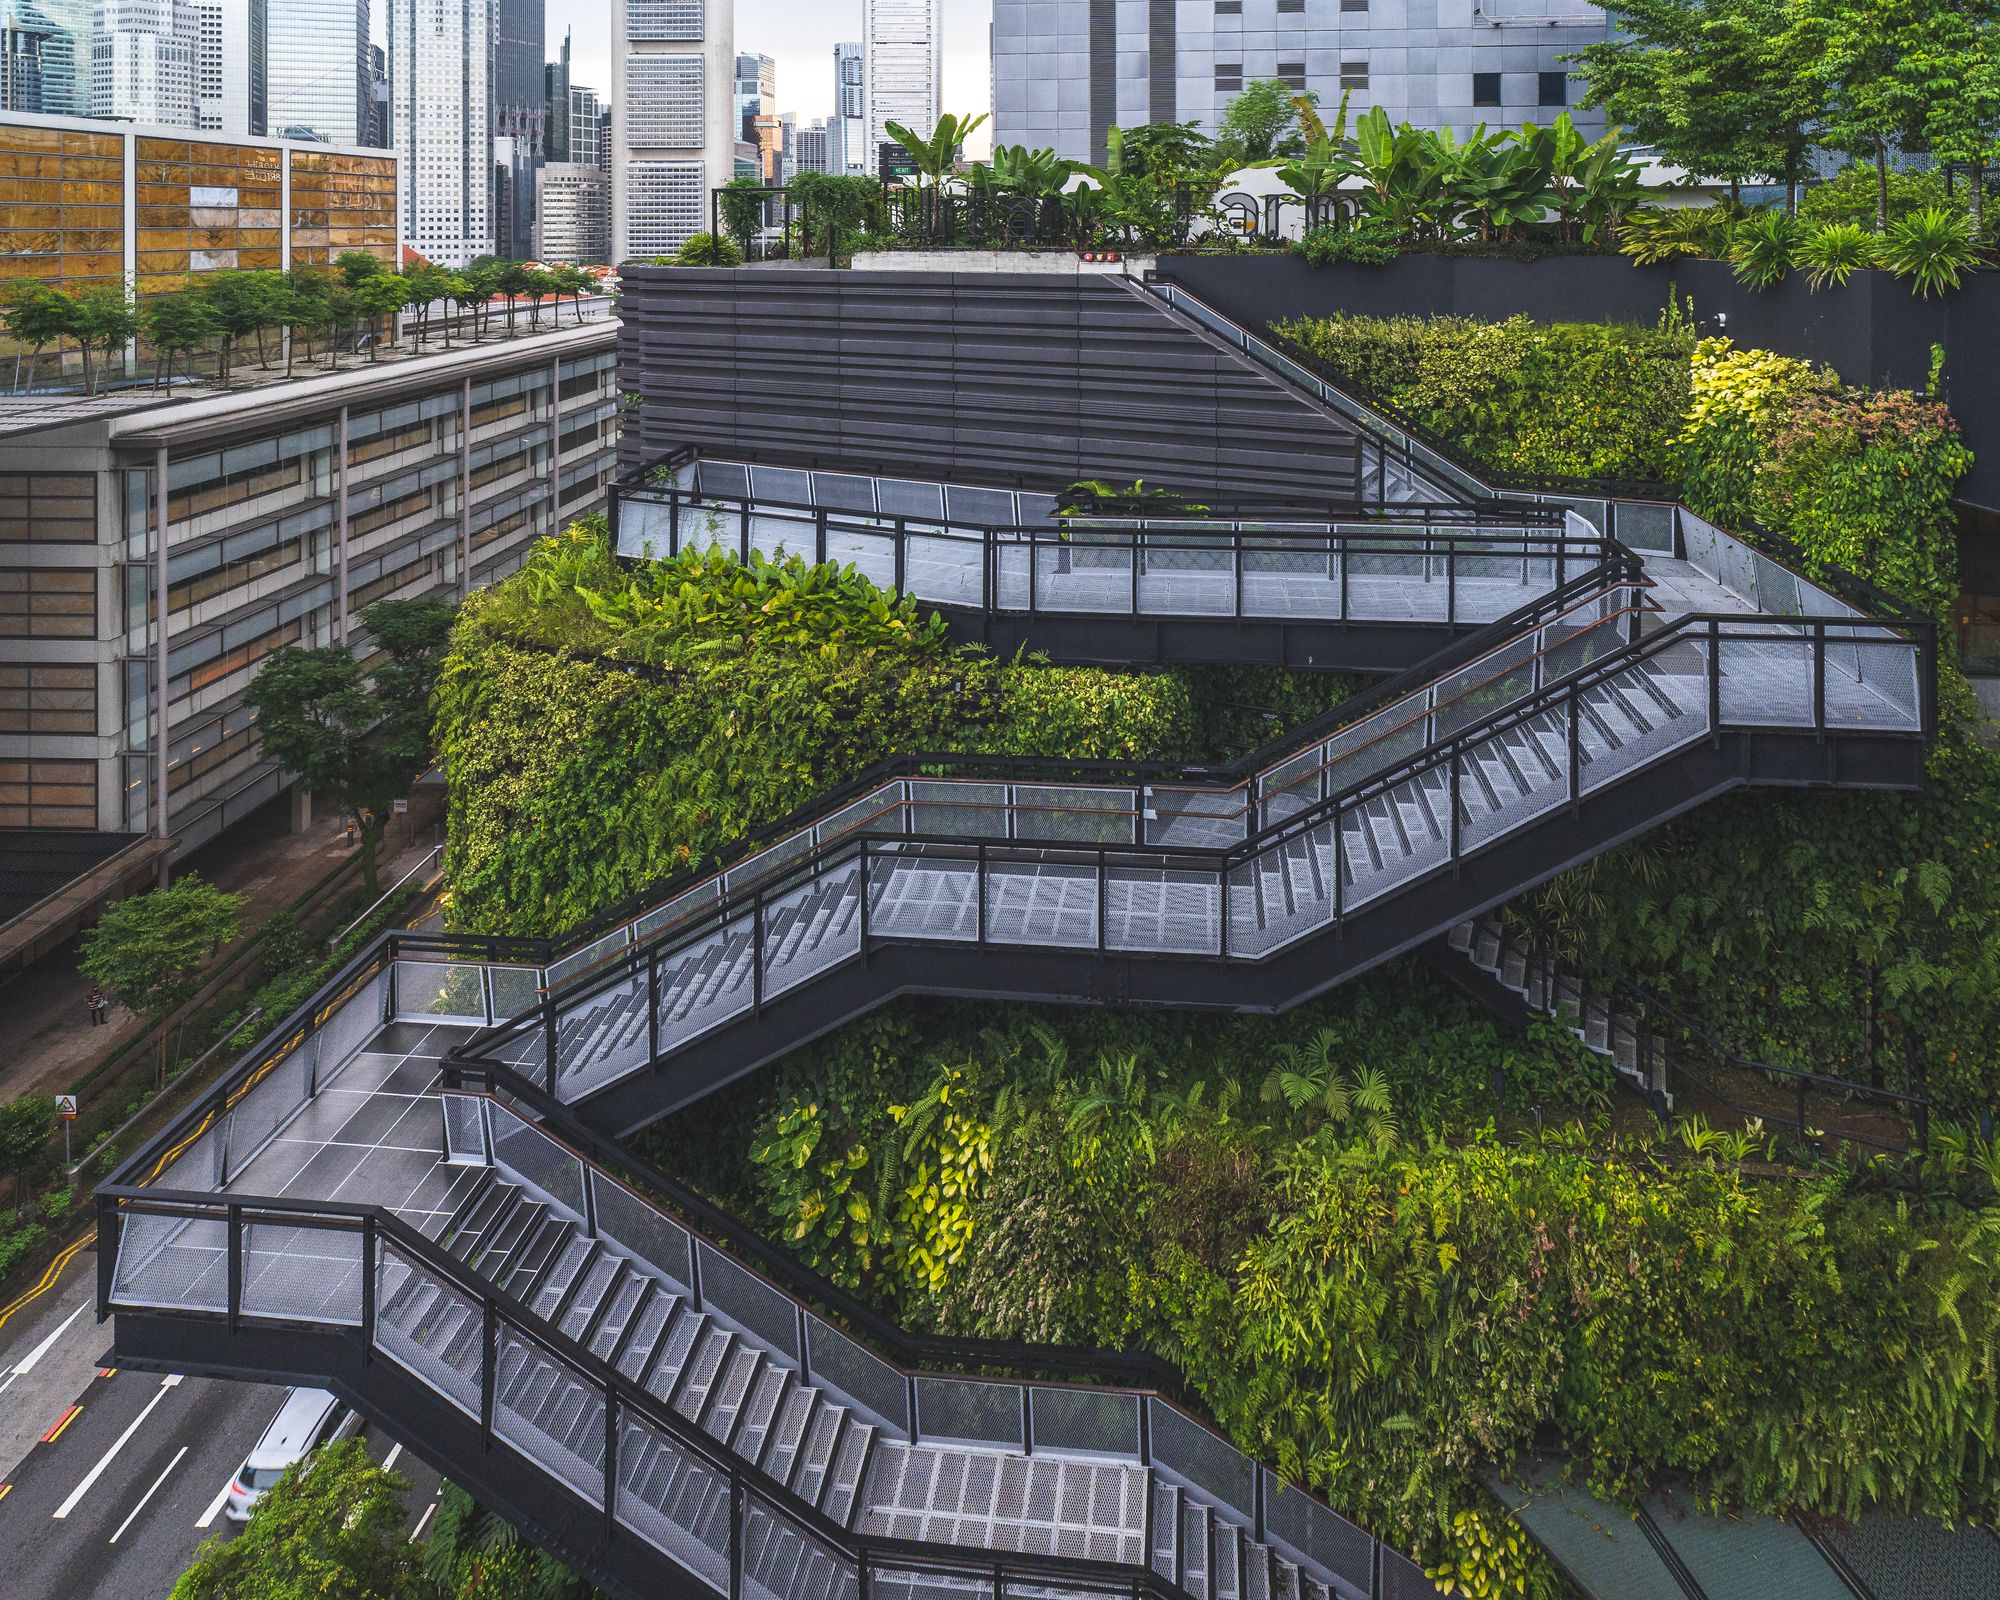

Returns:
857,843,871,960
1233,527,1244,619
646,944,659,1063
751,898,765,1016
361,1214,376,1353
893,516,907,597
603,1385,618,1546
1096,849,1107,957
815,506,826,568
739,500,750,565
1446,540,1456,625
1708,618,1723,741
1812,621,1827,740
1331,797,1344,926
226,1203,242,1331
1339,531,1349,618
481,1300,497,1448
1027,528,1038,613
1448,753,1462,867
545,1000,558,1099
1567,683,1581,813
728,1476,744,1600
976,843,988,948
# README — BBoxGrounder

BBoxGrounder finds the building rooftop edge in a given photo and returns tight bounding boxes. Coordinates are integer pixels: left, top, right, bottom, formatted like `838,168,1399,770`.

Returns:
0,107,393,163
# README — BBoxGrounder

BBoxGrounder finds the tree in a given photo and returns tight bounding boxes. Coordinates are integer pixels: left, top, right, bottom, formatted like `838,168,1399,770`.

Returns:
0,1095,57,1216
353,272,407,357
717,175,769,252
70,286,139,395
142,290,218,390
242,597,456,894
400,262,450,346
335,248,384,287
1789,0,1937,228
2,282,78,391
189,268,280,379
1902,0,2000,232
1218,78,1317,162
171,1439,423,1600
79,875,246,1085
421,1482,600,1599
1573,0,1825,211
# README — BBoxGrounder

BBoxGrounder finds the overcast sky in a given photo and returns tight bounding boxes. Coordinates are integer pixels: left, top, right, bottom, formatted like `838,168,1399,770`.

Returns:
543,0,994,131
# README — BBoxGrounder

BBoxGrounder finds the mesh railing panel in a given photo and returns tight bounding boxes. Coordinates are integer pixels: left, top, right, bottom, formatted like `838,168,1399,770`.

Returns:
915,1375,1024,1448
1036,543,1133,613
242,1219,362,1324
825,524,896,589
1146,784,1248,849
1149,1397,1255,1521
1717,633,1814,727
1028,1386,1141,1459
443,1095,486,1163
556,971,653,1100
982,859,1100,950
489,1105,588,1221
867,1570,994,1600
1612,500,1676,555
547,929,628,991
905,531,985,608
154,1116,225,1190
1456,714,1570,852
1012,785,1137,846
617,1409,732,1590
742,1493,861,1600
317,969,387,1077
221,1046,311,1180
804,1313,910,1434
1376,1547,1444,1600
818,783,906,846
696,1241,801,1362
910,780,1008,840
726,830,816,897
867,847,979,942
395,959,488,1023
494,1323,606,1507
749,509,814,562
1105,866,1222,955
592,1171,693,1289
655,914,758,1053
760,855,864,1001
1264,1471,1379,1598
371,1242,482,1416
487,965,543,1022
635,878,721,943
1847,638,1922,730
111,1208,226,1311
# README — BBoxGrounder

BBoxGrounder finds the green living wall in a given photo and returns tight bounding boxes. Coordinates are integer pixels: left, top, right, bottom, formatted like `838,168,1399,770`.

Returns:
1277,313,1997,1115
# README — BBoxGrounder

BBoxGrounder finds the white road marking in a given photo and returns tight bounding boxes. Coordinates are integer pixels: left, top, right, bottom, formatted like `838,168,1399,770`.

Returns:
409,1495,438,1541
194,1481,232,1529
0,1300,91,1393
381,1441,402,1469
109,1445,187,1543
53,1374,182,1520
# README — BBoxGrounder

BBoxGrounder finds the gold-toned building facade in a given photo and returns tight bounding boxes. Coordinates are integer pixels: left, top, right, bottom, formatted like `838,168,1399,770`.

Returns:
0,112,398,310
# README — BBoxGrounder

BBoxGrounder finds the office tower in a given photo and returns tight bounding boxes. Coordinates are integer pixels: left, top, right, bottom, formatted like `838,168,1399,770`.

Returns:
990,0,1611,165
732,51,770,178
192,0,263,134
91,0,197,125
793,116,829,175
365,40,386,146
266,0,368,146
544,24,568,160
390,0,492,266
611,0,733,260
4,0,88,112
533,159,606,261
830,38,861,175
494,0,543,257
862,0,940,166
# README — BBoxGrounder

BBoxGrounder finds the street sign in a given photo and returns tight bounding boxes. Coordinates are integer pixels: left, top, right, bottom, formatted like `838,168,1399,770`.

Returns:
55,1094,77,1120
391,798,409,815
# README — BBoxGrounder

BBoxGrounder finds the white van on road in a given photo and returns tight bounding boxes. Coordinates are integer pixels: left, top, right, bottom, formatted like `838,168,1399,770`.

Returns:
224,1386,346,1522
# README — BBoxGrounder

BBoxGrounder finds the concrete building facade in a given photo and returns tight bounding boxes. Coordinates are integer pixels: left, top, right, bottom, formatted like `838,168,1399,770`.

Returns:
611,0,733,261
533,159,607,263
862,0,939,166
90,0,198,126
389,0,493,266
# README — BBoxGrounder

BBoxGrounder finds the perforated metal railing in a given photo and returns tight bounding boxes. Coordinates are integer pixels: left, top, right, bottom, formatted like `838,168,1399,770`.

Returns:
100,942,1441,1600
459,594,1927,1109
612,457,1603,631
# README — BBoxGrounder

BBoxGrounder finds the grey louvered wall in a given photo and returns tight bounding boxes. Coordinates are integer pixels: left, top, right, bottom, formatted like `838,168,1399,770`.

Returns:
615,268,1363,507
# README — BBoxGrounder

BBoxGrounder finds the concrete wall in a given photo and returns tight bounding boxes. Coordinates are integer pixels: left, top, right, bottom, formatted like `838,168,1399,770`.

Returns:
1154,255,2000,514
615,267,1364,508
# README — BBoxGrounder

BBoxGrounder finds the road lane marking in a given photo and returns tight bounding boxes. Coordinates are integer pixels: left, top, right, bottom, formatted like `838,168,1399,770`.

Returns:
52,1374,181,1519
41,1406,82,1444
381,1441,402,1469
0,1483,12,1502
110,1445,186,1543
97,1368,116,1379
195,1481,231,1529
0,1238,88,1330
0,1299,91,1397
409,1497,438,1541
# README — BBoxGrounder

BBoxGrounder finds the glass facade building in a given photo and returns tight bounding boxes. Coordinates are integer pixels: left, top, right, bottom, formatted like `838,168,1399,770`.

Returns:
90,0,199,127
991,0,1609,164
389,0,492,266
2,0,90,116
265,0,369,147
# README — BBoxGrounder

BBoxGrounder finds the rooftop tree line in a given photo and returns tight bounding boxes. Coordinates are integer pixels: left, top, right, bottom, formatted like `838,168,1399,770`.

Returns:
1,252,605,395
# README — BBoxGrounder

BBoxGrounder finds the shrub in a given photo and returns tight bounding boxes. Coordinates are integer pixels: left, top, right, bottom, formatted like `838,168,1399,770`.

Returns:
1293,223,1400,266
1795,221,1881,290
1877,208,1983,297
1725,209,1799,289
1798,165,1964,230
671,231,743,267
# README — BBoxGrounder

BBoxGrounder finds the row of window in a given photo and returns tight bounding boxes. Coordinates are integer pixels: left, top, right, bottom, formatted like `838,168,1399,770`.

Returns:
1217,0,1364,10
0,759,94,829
0,567,94,639
1216,65,1569,104
0,664,95,736
0,473,96,544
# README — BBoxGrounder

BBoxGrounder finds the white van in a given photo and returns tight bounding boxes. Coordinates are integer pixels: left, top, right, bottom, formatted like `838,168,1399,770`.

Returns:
224,1387,345,1522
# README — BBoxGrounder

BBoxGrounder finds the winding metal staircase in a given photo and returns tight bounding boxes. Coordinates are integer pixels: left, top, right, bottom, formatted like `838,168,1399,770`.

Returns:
99,281,1937,1600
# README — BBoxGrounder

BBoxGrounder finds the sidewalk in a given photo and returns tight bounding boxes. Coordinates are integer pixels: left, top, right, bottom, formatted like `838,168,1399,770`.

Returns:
0,787,441,1105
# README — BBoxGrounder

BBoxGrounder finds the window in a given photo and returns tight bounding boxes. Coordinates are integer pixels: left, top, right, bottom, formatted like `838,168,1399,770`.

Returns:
1214,63,1243,92
1278,61,1307,90
1341,0,1369,11
1539,71,1568,107
0,474,97,544
1341,60,1370,91
0,760,95,828
0,567,94,638
1473,72,1503,107
0,665,95,735
1277,0,1304,10
1214,0,1241,11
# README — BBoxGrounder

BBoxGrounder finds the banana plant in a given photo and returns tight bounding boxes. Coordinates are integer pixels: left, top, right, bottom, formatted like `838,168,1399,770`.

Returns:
976,143,1078,199
1517,113,1644,243
884,111,990,235
1349,107,1448,240
1277,90,1359,223
1431,124,1550,241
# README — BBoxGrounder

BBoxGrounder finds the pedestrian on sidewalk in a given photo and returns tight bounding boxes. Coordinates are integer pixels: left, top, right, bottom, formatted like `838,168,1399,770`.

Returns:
87,984,109,1026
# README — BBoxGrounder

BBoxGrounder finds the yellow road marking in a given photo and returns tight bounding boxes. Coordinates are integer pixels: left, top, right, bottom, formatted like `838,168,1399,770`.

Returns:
0,1236,87,1331
41,1405,82,1443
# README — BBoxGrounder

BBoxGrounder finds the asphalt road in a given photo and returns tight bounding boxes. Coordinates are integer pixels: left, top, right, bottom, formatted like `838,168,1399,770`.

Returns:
0,1246,443,1598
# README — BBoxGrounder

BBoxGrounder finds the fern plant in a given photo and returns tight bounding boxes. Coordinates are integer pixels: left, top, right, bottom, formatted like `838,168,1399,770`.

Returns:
1878,207,1981,297
1795,221,1880,290
1616,201,1733,264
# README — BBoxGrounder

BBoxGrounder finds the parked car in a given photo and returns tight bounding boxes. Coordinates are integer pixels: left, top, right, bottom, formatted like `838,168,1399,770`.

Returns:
224,1387,345,1522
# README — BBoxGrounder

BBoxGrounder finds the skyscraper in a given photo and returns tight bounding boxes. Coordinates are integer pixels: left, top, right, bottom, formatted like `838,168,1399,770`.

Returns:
91,0,198,125
793,116,829,175
494,0,542,257
5,0,91,114
390,0,492,265
862,0,939,165
733,50,773,180
544,23,568,161
266,0,369,146
830,38,862,176
611,0,732,260
192,0,263,134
